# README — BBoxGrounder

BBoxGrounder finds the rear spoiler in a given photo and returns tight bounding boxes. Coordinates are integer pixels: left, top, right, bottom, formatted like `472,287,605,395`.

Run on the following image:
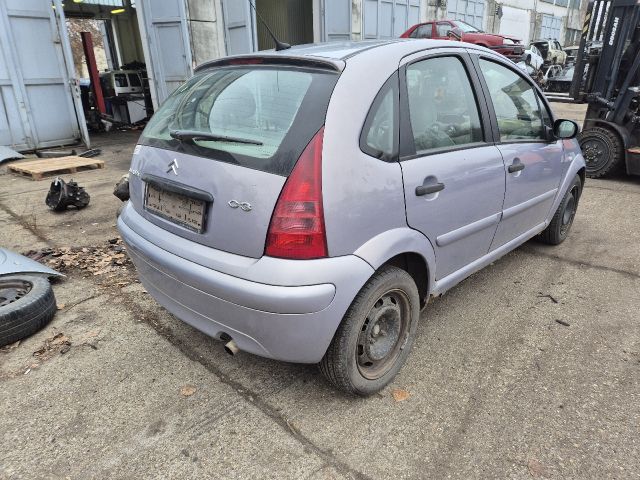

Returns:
195,54,345,73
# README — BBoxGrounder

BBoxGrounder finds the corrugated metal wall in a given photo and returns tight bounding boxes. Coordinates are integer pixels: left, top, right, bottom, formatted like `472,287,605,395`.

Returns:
256,0,313,50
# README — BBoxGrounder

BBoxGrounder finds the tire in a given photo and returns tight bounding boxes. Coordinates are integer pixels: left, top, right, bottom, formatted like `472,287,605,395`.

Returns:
0,275,57,347
578,126,623,178
319,265,420,396
540,175,582,245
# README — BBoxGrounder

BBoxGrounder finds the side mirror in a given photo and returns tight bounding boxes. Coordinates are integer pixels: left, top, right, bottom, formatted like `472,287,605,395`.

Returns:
553,119,579,139
448,27,463,41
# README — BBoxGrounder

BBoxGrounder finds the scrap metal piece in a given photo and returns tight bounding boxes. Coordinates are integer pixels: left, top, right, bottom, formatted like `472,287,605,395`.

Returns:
0,146,24,164
0,249,62,277
113,174,130,202
45,177,90,211
78,148,102,158
35,150,77,159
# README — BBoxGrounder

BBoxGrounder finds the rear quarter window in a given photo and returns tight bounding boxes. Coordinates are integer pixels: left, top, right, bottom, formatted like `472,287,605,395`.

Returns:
140,66,339,176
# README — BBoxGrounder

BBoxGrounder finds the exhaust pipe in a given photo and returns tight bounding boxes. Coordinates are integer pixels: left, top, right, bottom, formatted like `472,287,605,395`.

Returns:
224,339,239,356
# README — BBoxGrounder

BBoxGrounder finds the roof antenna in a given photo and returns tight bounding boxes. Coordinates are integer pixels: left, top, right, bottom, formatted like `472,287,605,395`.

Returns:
248,0,291,51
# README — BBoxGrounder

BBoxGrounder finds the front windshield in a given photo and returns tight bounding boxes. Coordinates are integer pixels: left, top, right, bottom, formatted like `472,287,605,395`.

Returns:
454,20,481,33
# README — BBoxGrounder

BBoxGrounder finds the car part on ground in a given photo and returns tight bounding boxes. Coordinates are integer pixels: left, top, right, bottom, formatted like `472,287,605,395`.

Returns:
0,249,62,278
0,275,57,348
118,40,585,395
0,146,24,164
45,178,90,211
113,174,130,202
78,148,102,158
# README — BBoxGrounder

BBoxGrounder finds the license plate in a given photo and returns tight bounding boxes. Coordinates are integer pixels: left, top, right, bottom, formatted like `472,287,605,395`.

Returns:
144,183,206,232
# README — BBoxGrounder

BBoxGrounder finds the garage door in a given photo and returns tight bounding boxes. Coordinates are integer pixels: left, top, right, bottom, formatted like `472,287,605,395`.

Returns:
0,0,88,151
363,0,421,39
446,0,486,30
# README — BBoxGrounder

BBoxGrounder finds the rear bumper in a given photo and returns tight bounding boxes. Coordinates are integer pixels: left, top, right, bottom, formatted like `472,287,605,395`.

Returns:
117,203,374,363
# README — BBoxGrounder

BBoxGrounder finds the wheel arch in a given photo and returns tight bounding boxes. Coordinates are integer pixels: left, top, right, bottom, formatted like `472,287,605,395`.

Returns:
353,228,435,303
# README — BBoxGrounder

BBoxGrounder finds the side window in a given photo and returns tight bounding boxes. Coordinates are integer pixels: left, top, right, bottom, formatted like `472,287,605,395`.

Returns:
436,22,452,37
415,24,433,38
405,56,484,154
360,73,399,160
478,59,544,141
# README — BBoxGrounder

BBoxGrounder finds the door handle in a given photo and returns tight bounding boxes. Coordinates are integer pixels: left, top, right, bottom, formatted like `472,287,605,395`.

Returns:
416,182,445,196
508,162,525,173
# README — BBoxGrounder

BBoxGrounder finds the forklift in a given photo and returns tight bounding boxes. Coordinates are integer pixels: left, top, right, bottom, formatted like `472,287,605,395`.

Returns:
567,0,640,178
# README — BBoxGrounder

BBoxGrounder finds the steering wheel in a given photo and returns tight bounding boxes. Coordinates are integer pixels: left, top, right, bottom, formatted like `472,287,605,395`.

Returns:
421,123,455,148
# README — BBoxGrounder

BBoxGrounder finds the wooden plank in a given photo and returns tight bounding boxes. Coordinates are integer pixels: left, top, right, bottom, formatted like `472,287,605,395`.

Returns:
8,155,105,180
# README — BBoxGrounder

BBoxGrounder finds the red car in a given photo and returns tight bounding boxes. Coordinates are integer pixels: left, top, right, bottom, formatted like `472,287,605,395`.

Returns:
401,19,524,60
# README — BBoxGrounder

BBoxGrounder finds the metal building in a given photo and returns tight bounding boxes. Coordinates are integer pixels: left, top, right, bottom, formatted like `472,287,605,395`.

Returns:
0,0,422,152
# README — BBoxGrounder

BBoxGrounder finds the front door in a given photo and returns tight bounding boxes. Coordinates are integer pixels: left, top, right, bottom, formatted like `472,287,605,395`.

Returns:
473,56,565,249
399,51,506,281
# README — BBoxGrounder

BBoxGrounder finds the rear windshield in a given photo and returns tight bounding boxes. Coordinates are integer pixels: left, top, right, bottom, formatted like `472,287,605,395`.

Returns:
140,66,339,176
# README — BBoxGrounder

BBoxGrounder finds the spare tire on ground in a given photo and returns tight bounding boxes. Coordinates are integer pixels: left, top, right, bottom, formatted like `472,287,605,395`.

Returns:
0,275,57,347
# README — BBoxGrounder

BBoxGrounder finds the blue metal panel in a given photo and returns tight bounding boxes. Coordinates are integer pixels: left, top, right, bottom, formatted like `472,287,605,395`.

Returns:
0,0,84,150
364,0,379,38
393,0,408,36
324,0,351,41
447,0,485,29
138,0,192,105
363,0,422,39
222,0,255,55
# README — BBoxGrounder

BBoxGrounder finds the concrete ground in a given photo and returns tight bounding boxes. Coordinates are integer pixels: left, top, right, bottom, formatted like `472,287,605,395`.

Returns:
1,104,639,479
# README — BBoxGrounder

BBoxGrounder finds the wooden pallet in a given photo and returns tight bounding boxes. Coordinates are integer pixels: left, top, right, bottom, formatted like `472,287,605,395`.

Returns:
8,156,105,181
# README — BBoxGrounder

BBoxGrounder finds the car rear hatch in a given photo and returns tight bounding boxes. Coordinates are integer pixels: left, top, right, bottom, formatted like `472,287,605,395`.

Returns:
129,59,340,259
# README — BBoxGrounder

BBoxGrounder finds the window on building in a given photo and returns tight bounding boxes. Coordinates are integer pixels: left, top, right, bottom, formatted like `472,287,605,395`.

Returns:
540,15,562,40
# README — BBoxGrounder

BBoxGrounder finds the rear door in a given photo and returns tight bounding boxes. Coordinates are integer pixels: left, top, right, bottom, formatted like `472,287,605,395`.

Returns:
399,50,506,280
472,55,565,249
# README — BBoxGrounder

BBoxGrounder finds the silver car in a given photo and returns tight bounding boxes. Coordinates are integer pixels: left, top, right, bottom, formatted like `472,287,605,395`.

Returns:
118,40,585,395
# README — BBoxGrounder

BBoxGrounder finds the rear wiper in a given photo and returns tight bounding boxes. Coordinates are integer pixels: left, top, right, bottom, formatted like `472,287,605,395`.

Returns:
170,130,263,146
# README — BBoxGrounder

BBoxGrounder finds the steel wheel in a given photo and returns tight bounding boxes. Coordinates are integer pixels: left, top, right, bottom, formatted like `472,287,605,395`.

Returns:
0,279,32,307
578,127,623,178
560,186,578,236
581,137,611,173
356,289,411,380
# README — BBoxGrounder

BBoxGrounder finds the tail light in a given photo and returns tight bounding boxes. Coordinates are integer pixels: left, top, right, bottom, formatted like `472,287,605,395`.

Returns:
265,127,327,259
